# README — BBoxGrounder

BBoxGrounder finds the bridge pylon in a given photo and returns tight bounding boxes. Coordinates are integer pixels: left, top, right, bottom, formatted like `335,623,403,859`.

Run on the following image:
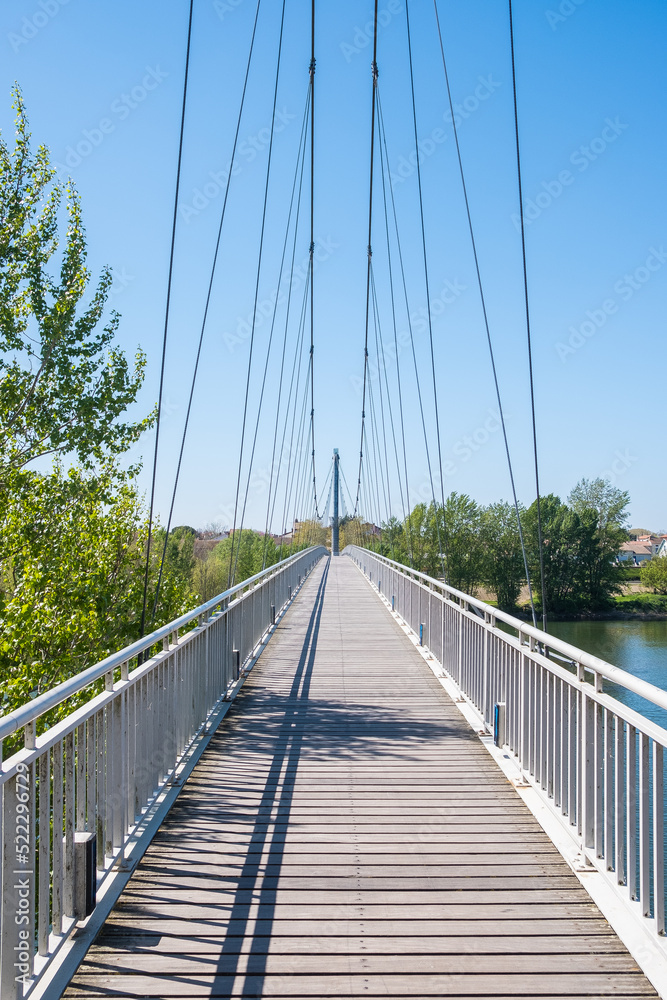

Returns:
332,448,340,556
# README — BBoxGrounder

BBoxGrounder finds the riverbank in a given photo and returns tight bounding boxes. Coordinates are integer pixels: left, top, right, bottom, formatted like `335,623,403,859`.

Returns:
511,593,667,622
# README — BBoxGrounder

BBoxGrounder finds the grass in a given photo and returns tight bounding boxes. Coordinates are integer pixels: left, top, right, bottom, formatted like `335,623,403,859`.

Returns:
614,592,667,612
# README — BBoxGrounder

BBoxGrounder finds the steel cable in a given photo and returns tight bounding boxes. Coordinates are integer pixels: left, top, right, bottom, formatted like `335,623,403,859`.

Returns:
139,0,195,641
432,0,537,628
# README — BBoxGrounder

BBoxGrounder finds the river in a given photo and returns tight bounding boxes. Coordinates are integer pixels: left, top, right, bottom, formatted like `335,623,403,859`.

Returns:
548,619,667,731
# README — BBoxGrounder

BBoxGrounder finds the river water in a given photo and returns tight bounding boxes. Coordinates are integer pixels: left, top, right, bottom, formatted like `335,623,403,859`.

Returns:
548,619,667,731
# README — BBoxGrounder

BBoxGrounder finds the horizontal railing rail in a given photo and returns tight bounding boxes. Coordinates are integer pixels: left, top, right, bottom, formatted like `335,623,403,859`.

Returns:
0,545,327,999
345,545,667,958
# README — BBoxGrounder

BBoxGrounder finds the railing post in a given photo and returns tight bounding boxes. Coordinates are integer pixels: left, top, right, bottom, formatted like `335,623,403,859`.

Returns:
653,742,665,933
482,625,489,727
581,692,595,860
639,732,650,914
456,612,463,685
520,651,530,773
2,766,34,1000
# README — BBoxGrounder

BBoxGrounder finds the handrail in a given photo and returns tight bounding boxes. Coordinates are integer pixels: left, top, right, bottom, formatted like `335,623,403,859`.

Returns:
0,545,328,1000
0,545,322,742
347,546,667,714
345,544,667,975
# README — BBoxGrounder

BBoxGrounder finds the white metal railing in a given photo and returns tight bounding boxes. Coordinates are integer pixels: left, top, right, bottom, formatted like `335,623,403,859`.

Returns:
345,545,667,953
0,545,327,999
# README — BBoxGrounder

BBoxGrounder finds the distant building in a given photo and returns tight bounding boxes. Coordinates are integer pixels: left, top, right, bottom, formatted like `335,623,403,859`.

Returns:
618,541,654,565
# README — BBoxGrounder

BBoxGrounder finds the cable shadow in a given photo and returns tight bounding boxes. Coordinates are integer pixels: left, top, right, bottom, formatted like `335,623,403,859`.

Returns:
88,557,500,998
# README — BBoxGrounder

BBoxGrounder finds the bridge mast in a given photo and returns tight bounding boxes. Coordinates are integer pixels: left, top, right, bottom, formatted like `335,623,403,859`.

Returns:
332,448,340,556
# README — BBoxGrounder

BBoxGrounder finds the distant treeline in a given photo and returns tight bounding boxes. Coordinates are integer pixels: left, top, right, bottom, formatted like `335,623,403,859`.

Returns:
344,478,631,615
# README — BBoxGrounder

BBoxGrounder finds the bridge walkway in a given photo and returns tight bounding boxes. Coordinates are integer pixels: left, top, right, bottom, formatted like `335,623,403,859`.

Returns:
64,555,657,998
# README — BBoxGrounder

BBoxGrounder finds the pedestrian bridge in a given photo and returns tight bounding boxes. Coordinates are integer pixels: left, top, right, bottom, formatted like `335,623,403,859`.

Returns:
2,548,667,998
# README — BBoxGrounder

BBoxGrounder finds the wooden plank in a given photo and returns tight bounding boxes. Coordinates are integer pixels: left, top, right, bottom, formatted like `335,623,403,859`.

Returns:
90,934,627,955
125,875,588,906
101,918,617,937
110,901,604,921
64,972,658,997
73,953,641,974
141,849,566,863
62,558,658,999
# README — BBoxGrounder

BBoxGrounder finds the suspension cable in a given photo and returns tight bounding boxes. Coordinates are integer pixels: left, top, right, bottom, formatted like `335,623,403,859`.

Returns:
228,0,287,586
404,0,447,577
376,87,444,570
139,0,194,640
366,375,388,534
233,86,311,582
149,0,263,624
276,273,311,544
261,90,311,567
353,0,379,517
376,90,414,564
370,260,406,549
432,0,537,628
308,0,319,520
340,460,356,514
281,338,312,547
368,265,393,543
509,0,548,630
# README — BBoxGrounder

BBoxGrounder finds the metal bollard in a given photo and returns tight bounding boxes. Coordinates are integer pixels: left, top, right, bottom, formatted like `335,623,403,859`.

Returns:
74,832,97,919
233,648,241,680
494,703,506,747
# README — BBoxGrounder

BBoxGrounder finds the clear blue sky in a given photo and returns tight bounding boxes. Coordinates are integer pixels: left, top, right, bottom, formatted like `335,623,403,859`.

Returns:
1,0,666,531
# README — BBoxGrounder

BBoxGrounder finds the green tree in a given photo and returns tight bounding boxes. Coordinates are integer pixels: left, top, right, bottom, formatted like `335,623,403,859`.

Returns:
380,516,407,563
524,490,624,614
567,477,628,608
0,465,193,719
441,493,485,594
203,529,283,591
0,88,150,482
523,494,582,613
568,478,630,538
481,501,526,609
640,558,667,595
0,91,192,726
162,526,196,591
292,518,327,549
339,516,376,551
193,548,229,602
399,504,427,571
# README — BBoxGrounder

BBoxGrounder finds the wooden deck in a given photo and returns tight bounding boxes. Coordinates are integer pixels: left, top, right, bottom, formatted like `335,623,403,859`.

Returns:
65,555,658,998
